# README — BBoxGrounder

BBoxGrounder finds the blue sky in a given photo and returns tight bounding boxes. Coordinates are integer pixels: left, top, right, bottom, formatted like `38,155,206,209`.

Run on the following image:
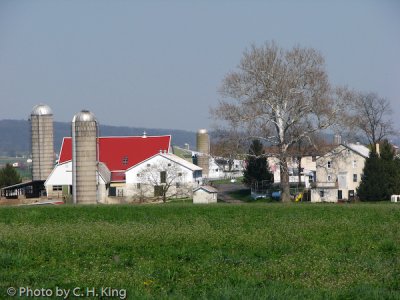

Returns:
0,0,399,132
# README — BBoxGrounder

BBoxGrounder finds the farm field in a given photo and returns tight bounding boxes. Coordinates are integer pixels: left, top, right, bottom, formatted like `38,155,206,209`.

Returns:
0,203,399,299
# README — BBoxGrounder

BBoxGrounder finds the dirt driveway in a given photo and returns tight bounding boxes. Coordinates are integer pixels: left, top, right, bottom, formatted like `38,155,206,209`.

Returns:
212,183,248,203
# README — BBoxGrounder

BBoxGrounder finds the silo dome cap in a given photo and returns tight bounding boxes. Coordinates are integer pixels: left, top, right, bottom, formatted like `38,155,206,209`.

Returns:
73,110,97,122
198,129,208,134
31,104,53,116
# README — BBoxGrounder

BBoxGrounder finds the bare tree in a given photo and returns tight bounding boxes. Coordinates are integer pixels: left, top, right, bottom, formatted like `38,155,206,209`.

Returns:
211,41,341,202
138,160,186,203
345,91,395,152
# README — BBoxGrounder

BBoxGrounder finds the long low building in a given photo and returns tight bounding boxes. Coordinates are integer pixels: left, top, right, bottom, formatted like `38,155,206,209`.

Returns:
45,135,202,203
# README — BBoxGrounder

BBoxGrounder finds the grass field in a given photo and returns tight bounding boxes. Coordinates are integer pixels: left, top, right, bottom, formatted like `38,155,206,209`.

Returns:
0,203,399,299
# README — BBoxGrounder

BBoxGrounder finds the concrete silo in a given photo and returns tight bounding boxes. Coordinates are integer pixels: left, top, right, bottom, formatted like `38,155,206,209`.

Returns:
30,104,54,181
72,110,98,204
196,129,210,178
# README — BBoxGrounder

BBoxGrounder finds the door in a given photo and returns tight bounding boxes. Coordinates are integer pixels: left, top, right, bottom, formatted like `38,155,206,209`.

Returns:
338,173,347,189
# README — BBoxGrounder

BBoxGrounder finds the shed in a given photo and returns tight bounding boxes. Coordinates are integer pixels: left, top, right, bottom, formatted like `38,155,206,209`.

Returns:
391,195,400,203
193,186,218,204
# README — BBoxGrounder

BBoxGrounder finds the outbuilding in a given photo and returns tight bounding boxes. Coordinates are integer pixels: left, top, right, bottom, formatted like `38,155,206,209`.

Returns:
193,186,218,204
391,195,400,203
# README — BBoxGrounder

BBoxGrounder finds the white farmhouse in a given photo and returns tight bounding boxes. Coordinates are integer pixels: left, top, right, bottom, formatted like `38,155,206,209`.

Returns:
311,143,369,202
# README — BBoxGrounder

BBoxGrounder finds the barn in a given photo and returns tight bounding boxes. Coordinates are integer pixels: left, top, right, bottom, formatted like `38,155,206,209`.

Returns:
45,134,202,203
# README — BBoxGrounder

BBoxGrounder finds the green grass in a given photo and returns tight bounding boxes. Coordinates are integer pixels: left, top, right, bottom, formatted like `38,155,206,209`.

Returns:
0,203,399,299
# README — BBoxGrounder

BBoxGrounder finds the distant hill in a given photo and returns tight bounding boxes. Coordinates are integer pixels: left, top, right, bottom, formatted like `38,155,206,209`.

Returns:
0,119,196,156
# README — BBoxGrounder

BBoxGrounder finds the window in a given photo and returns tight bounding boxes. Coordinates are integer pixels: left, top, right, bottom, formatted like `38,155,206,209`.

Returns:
327,161,332,169
353,174,357,182
338,190,343,200
168,163,171,167
176,182,181,188
160,171,166,183
137,173,140,177
154,185,163,197
178,172,182,177
53,185,62,191
327,175,332,182
352,160,357,168
319,190,325,198
137,183,141,189
109,187,116,197
147,164,151,167
117,188,124,197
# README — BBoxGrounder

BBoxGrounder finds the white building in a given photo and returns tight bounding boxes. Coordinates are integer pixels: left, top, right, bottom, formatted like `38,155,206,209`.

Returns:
311,143,369,202
45,135,202,203
172,146,245,180
268,156,317,188
193,186,218,204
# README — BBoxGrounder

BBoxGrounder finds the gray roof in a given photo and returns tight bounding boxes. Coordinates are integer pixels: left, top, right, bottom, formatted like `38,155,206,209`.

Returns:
194,185,218,193
344,143,370,158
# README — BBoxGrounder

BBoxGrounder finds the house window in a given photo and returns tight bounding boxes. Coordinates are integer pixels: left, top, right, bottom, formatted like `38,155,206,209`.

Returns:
338,190,343,200
117,188,124,197
160,171,166,183
353,174,357,182
319,190,325,198
137,173,140,177
154,185,163,197
178,172,182,177
176,182,181,188
53,185,62,191
327,161,332,169
137,183,141,189
168,163,171,167
327,175,332,182
147,164,151,167
109,187,116,197
352,160,357,168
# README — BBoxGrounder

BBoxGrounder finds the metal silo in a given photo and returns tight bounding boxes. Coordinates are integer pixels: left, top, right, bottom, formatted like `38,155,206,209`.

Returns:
196,129,210,178
72,110,98,204
30,104,54,181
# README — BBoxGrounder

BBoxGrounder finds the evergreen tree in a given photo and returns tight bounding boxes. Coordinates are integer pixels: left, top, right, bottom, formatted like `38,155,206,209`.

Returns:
357,140,400,201
243,140,273,187
380,140,400,196
0,164,22,188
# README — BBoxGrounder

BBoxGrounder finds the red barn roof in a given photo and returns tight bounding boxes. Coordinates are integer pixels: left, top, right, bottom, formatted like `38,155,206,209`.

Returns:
58,135,171,172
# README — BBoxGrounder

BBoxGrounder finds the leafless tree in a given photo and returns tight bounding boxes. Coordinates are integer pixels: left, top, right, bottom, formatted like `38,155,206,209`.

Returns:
138,160,186,203
344,91,395,152
211,41,341,202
